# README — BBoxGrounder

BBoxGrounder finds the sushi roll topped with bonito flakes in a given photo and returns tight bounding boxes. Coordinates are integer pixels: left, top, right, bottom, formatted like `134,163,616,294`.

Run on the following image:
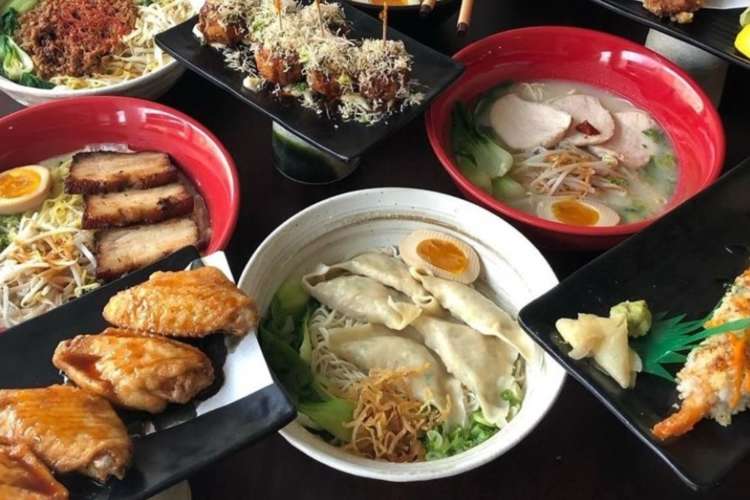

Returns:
196,0,423,124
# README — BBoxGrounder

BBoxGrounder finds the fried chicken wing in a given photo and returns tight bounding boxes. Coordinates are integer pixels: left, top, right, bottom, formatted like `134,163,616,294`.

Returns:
0,386,131,482
103,266,258,337
643,0,704,23
53,329,215,414
0,439,68,500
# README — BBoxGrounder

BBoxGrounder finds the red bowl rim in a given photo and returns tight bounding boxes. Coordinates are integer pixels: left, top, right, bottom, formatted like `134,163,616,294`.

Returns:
425,26,726,238
0,96,240,252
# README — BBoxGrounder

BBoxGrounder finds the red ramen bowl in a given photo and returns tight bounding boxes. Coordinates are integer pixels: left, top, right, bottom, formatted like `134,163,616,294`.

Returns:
0,96,239,254
426,27,725,250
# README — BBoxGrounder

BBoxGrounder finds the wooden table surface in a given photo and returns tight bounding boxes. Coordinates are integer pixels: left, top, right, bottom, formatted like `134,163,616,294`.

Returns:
2,0,750,498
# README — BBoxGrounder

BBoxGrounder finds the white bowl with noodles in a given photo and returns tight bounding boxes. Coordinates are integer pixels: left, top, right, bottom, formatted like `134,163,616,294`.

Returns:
238,188,566,481
0,0,202,106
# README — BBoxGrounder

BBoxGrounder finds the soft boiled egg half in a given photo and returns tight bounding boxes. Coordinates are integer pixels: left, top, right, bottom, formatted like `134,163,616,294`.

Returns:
399,230,480,284
536,197,620,227
0,166,51,215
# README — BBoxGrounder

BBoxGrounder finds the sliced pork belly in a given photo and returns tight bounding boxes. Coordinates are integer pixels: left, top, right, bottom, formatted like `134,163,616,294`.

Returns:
83,183,194,229
551,94,615,146
66,152,178,194
95,218,199,280
489,94,572,151
589,110,657,169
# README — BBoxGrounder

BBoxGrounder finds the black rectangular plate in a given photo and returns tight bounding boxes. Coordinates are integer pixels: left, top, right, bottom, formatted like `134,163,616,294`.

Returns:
0,247,296,500
155,4,463,161
589,0,750,70
519,158,750,490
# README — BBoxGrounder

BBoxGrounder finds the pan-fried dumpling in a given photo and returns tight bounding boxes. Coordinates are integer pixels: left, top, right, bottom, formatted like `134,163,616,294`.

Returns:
411,270,537,361
328,252,440,312
555,313,642,389
326,324,466,426
303,268,421,330
411,316,518,427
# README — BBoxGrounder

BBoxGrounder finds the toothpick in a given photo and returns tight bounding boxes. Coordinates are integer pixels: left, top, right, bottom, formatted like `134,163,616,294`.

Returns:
315,0,325,36
380,3,388,46
275,0,283,29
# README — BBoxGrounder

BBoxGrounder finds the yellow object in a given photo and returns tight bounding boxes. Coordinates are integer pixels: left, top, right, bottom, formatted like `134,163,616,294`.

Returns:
551,199,600,226
0,166,51,215
736,25,750,58
399,229,481,284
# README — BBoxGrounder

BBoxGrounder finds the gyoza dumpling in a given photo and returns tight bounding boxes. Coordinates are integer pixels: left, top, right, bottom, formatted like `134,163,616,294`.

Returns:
411,270,537,361
326,324,466,426
411,316,518,427
555,313,642,389
328,252,439,312
303,268,421,330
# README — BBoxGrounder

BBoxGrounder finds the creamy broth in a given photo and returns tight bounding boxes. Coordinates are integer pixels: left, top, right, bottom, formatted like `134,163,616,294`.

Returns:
455,80,678,227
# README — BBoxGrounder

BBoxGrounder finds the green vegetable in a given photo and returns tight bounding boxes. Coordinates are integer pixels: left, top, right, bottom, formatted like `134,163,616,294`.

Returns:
0,0,38,15
298,398,354,442
631,314,750,382
642,128,666,145
1,34,31,80
458,157,492,194
0,214,21,250
0,8,52,88
491,176,525,201
610,300,652,338
275,275,310,320
451,102,513,180
741,7,749,26
259,286,355,442
500,388,521,407
423,411,499,460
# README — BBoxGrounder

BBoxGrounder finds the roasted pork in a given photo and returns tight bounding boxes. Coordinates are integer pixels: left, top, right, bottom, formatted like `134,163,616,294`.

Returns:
82,183,194,229
66,151,178,194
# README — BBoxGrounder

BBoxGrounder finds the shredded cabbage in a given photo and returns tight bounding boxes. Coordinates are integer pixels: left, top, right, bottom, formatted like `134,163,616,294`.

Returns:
0,160,98,328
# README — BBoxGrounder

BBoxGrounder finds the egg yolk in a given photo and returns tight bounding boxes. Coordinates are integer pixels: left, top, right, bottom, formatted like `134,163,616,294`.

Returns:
0,169,41,199
416,239,468,273
551,199,600,226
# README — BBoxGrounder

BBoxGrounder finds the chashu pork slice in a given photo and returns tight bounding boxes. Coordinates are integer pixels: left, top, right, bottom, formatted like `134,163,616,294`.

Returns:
589,110,658,169
66,151,178,194
550,94,615,146
489,94,572,151
83,183,194,229
95,218,199,280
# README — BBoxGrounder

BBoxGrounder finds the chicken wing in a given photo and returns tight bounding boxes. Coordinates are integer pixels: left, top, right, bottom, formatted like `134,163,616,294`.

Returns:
53,328,215,414
0,386,131,482
0,439,67,500
103,266,258,337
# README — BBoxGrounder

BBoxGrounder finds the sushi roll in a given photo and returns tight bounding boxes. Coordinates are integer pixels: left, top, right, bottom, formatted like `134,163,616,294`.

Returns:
652,269,750,440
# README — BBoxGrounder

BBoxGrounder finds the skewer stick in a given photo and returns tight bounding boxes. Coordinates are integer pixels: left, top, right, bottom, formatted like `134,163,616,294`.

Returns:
380,3,388,45
275,0,283,29
420,0,436,17
456,0,474,36
314,0,325,35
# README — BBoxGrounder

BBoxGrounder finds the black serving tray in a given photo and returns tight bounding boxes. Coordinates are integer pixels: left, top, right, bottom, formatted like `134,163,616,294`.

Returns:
590,0,749,70
155,3,463,161
0,247,295,500
519,157,750,490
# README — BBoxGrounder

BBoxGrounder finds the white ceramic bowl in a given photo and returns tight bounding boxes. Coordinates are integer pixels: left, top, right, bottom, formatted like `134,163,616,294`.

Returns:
238,188,566,481
0,0,202,106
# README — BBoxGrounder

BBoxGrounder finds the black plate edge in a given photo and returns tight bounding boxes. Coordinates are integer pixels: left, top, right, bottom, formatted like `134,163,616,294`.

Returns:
518,159,750,491
155,10,464,162
588,0,750,71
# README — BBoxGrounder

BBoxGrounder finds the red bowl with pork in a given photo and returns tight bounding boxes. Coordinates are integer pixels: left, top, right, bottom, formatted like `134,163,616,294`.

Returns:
426,27,725,250
0,96,239,258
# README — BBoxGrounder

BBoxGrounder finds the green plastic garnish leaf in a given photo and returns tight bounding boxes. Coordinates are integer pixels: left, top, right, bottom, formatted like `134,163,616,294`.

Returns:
631,313,750,382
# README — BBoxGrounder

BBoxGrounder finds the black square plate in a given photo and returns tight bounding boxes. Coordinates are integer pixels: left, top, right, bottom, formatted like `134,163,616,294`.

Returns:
519,158,750,490
589,0,750,70
0,247,295,500
155,4,463,161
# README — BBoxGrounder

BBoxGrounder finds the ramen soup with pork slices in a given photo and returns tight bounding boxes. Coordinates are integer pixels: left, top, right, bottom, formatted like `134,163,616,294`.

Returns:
451,80,678,227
